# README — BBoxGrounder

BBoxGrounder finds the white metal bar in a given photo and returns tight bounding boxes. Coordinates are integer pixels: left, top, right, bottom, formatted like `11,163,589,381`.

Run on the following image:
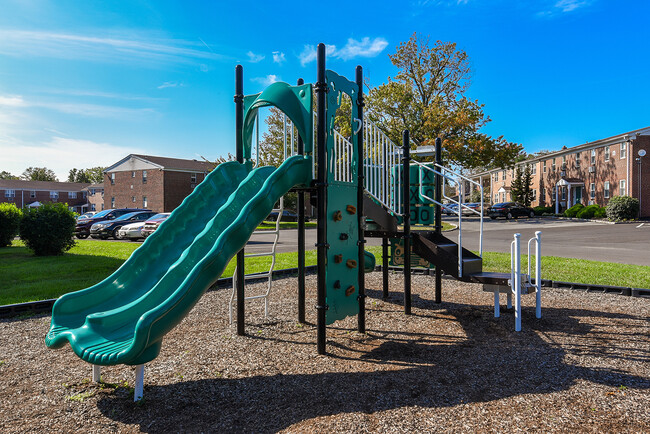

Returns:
513,233,522,332
92,365,101,382
535,231,542,318
134,364,144,402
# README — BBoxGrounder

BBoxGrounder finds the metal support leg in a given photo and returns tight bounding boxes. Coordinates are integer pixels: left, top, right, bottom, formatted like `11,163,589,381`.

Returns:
382,237,389,299
134,364,144,402
92,365,101,382
513,233,522,332
494,291,500,318
507,293,512,309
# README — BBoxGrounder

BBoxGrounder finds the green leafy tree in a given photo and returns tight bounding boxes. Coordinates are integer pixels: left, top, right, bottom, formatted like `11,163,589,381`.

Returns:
511,165,533,206
0,171,19,179
21,167,58,182
366,33,523,170
67,167,105,184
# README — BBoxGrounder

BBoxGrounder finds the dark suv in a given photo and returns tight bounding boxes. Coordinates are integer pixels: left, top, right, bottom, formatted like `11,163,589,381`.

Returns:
90,211,158,239
75,208,151,239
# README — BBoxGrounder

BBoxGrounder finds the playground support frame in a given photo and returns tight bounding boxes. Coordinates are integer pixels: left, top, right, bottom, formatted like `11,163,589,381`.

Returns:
297,77,306,324
316,43,328,354
234,64,246,336
356,65,366,333
434,137,442,303
402,130,412,315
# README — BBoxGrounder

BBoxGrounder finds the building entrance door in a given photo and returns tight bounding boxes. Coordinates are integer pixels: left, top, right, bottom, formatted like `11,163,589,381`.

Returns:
573,186,582,206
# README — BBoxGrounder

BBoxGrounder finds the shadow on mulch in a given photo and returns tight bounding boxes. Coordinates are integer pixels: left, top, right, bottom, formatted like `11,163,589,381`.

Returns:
95,289,650,433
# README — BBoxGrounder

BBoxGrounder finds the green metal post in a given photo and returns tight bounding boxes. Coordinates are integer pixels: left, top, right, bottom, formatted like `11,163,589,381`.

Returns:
316,44,328,354
403,130,411,315
235,65,246,335
434,137,442,304
356,65,366,334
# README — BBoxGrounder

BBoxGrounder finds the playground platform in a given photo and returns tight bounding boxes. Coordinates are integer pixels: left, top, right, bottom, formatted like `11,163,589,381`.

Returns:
3,272,649,432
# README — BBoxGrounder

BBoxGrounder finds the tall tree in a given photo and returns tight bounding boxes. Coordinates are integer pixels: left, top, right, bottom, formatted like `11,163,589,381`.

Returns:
67,167,104,184
21,167,58,182
0,171,19,180
510,164,533,206
366,33,523,170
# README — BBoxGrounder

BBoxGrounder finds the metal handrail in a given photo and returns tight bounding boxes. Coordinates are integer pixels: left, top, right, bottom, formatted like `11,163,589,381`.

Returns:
412,160,484,277
527,231,542,319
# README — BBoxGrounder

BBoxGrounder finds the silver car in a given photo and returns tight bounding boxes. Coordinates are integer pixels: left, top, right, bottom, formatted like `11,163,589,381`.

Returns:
117,221,146,241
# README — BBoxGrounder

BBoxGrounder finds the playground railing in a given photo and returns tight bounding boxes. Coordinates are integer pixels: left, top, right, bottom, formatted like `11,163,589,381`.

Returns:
363,119,404,216
413,161,484,277
333,129,354,183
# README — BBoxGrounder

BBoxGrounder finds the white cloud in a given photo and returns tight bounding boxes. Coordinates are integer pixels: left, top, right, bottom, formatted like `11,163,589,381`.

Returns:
247,51,265,63
554,0,590,12
157,81,181,89
298,38,388,65
0,95,26,107
0,29,228,66
272,51,286,64
335,37,389,60
0,136,145,181
252,74,281,86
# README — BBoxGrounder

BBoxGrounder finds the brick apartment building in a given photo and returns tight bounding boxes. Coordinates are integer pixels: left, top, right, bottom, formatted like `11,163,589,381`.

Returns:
0,180,90,213
469,126,650,217
103,155,215,212
81,183,104,212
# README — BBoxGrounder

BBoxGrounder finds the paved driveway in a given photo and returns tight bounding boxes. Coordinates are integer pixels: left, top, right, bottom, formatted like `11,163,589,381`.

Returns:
444,216,650,266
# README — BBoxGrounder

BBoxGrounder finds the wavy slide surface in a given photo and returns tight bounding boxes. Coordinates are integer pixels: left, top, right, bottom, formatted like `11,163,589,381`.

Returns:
46,155,312,366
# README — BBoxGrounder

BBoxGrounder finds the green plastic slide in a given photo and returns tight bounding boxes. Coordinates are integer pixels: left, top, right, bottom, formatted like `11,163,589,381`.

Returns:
46,155,313,366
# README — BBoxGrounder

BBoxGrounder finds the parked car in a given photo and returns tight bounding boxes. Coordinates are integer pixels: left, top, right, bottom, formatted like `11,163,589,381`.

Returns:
487,202,535,220
77,211,97,220
442,203,482,216
117,221,147,241
140,213,171,238
75,208,151,239
266,210,309,222
90,211,158,239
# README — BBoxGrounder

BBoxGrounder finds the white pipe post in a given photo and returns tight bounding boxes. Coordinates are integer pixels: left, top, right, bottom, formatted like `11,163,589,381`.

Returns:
535,230,542,319
494,291,500,318
514,233,522,332
134,364,144,402
92,365,101,382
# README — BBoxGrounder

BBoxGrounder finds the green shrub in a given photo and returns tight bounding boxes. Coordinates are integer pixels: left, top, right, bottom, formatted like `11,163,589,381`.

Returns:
606,195,639,221
594,207,607,218
564,203,584,218
0,203,22,247
533,206,553,216
576,204,601,219
19,203,76,256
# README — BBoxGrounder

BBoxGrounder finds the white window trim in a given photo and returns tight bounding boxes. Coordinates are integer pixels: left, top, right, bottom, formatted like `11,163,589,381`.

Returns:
590,183,596,199
5,189,16,198
620,142,627,159
604,181,610,199
605,146,610,162
620,179,626,195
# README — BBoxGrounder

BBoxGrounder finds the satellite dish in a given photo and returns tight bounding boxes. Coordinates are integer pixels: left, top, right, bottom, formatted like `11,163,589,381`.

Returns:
639,149,647,157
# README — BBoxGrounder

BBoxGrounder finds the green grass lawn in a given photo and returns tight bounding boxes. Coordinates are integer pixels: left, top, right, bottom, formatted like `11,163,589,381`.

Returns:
257,220,317,230
1,240,648,305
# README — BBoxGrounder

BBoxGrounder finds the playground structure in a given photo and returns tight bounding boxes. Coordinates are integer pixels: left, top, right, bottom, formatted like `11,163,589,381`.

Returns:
45,43,542,401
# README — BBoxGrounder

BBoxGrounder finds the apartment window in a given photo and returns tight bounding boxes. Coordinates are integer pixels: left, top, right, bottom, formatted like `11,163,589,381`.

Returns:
620,142,627,159
101,203,104,210
132,196,136,203
494,194,498,202
50,191,59,200
142,170,148,184
605,146,610,161
551,158,556,171
532,189,537,201
620,179,626,195
68,191,77,199
30,190,36,198
111,197,115,208
543,160,547,173
591,149,596,165
5,189,15,198
575,152,581,168
541,187,545,200
531,163,537,175
110,173,115,185
143,196,148,208
590,183,595,199
191,172,197,183
552,188,556,202
604,181,610,199
562,155,567,169
91,204,96,211
131,171,136,178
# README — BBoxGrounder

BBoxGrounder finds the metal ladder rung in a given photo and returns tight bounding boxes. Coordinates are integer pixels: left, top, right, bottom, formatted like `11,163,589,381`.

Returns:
243,294,269,301
243,272,271,280
252,229,280,235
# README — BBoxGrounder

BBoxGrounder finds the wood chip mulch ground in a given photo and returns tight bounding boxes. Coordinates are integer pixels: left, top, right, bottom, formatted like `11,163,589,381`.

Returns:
1,272,648,433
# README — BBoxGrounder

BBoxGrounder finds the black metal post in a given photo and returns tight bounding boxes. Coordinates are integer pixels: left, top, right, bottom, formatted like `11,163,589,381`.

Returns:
316,44,328,354
234,65,246,335
382,236,389,299
402,130,411,315
297,78,306,324
434,137,442,304
356,65,366,334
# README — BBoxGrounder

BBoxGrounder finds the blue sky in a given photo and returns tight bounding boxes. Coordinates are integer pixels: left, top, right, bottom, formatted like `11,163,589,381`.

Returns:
1,0,649,180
